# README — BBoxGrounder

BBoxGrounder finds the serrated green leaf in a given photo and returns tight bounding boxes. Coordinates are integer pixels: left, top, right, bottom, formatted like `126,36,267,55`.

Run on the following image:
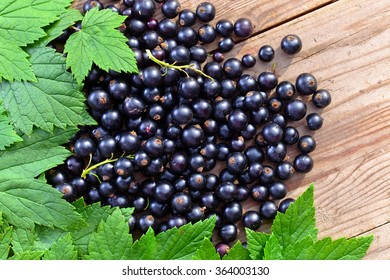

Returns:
245,228,270,260
64,8,137,85
9,250,44,260
84,208,132,260
0,0,72,46
192,238,220,260
263,234,283,260
271,184,317,249
308,236,374,260
11,225,67,255
11,227,36,254
283,236,315,260
0,38,36,82
43,233,77,260
0,226,12,260
128,227,156,260
0,102,22,150
70,200,133,256
223,241,250,260
0,127,77,178
0,176,83,229
155,216,215,260
0,46,95,135
38,8,83,47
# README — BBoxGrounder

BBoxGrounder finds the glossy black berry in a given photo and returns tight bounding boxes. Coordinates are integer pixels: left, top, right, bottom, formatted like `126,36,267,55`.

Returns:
154,181,174,203
258,71,278,91
74,137,96,157
133,0,156,19
169,45,191,65
55,182,77,202
258,45,275,62
87,89,111,112
260,201,278,219
222,201,243,223
242,54,256,68
216,19,234,37
218,224,237,243
176,26,198,47
178,9,196,26
278,198,295,213
259,165,275,184
293,154,314,173
216,181,237,202
276,81,296,100
234,18,253,38
226,152,247,174
296,73,317,95
171,192,192,214
242,211,262,230
250,184,268,202
198,24,217,43
137,214,156,233
266,142,287,163
285,99,307,121
215,243,230,257
297,135,317,153
167,215,187,229
281,34,302,55
218,37,235,53
261,123,283,145
269,181,287,199
312,89,332,108
114,157,134,177
98,136,117,158
196,2,216,22
276,161,295,180
83,0,103,14
306,113,323,130
158,18,178,37
181,124,205,148
161,0,181,18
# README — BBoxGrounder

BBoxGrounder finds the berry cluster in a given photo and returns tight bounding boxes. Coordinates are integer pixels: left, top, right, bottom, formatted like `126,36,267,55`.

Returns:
47,0,331,249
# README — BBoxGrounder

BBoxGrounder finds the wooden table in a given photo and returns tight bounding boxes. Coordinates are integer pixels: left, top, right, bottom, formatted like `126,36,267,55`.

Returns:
73,0,390,259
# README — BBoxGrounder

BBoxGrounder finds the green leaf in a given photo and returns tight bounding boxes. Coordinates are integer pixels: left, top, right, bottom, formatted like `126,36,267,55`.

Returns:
128,228,156,260
64,8,137,85
70,200,132,256
84,208,132,260
11,226,67,255
192,238,220,260
0,127,77,178
0,226,12,260
0,47,95,135
0,0,72,46
308,236,374,260
263,234,283,260
9,250,44,260
0,175,83,229
43,233,77,260
0,38,36,82
155,216,215,260
0,102,22,150
223,241,250,260
283,236,315,260
271,184,317,249
38,8,83,47
11,227,36,254
245,229,270,260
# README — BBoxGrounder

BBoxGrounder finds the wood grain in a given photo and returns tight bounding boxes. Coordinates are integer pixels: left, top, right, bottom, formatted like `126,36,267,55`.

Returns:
72,0,390,259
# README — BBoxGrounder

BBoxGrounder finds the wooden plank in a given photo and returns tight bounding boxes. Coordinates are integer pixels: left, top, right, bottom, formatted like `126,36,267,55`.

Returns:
363,223,390,260
231,0,390,249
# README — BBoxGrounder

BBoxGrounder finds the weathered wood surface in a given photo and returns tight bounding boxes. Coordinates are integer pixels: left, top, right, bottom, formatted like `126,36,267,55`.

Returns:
73,0,390,259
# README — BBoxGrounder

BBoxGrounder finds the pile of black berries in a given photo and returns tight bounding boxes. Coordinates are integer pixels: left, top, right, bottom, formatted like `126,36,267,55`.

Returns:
47,0,331,249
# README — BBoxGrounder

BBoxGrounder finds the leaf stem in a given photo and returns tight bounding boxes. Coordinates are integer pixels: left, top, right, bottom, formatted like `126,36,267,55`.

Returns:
81,153,134,179
145,49,214,81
